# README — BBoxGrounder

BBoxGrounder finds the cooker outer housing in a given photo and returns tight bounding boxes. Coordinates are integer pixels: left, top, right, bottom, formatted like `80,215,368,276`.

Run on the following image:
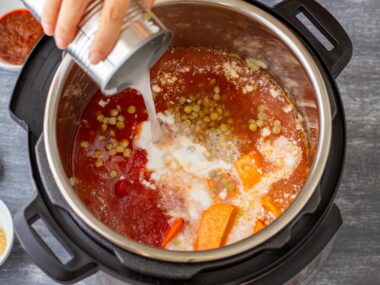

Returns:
11,0,351,283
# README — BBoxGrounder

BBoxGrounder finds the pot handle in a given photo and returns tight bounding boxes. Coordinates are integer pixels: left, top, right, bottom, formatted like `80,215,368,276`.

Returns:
14,192,97,283
273,0,352,79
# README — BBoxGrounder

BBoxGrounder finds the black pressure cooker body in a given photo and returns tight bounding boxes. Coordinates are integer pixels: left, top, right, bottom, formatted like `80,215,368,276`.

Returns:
11,1,351,284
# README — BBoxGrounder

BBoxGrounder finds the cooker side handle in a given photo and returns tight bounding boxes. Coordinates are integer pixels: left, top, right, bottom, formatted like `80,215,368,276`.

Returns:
272,0,353,79
14,192,98,283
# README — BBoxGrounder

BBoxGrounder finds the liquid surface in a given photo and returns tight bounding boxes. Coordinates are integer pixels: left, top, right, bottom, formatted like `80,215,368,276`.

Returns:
0,9,43,65
72,47,311,250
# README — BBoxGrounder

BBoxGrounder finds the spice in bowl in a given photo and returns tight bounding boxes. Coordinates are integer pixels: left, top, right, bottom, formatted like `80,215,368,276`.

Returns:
0,9,43,65
0,228,6,256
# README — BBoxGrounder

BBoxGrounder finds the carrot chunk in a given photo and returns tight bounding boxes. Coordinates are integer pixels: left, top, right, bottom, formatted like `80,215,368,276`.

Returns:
194,203,235,250
253,219,266,234
262,196,282,217
234,151,263,190
161,217,185,247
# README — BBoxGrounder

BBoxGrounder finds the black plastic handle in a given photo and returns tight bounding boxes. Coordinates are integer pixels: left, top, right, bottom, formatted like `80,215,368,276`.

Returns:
14,192,98,283
273,0,353,79
250,204,342,284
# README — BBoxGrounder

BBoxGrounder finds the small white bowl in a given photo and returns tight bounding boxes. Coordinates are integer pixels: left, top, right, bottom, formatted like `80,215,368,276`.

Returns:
0,200,14,266
0,0,27,72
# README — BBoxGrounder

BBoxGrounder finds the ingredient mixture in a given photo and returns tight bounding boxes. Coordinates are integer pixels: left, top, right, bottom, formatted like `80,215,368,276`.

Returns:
72,47,311,250
0,228,6,256
0,9,43,65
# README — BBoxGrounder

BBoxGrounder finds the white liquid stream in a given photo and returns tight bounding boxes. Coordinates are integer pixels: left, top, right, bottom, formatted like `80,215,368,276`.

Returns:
132,69,162,142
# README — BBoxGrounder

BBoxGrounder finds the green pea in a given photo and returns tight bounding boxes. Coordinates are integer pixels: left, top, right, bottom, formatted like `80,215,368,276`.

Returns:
193,104,201,112
181,114,188,120
184,105,193,114
221,178,229,186
184,119,191,127
109,170,118,178
213,93,221,101
210,112,218,121
257,112,265,120
203,116,211,123
257,104,265,112
110,109,119,117
273,125,282,134
192,112,199,118
123,148,131,157
179,97,186,104
249,123,257,132
211,187,219,194
127,105,136,114
256,120,264,127
220,124,228,132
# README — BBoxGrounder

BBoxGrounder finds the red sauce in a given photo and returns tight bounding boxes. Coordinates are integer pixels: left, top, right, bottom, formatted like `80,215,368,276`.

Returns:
72,89,170,247
72,48,311,248
0,9,43,65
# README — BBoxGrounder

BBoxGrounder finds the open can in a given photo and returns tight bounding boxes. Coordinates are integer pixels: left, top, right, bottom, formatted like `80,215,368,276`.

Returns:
21,0,173,95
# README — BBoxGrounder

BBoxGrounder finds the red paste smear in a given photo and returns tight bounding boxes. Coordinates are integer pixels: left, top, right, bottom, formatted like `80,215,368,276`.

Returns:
0,9,43,65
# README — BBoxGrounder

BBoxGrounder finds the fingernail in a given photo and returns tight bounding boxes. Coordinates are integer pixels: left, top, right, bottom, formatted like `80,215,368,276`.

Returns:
42,22,53,36
55,38,68,49
89,51,102,64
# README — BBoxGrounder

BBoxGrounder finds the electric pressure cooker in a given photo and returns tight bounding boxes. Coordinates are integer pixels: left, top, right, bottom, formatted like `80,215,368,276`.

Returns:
11,0,351,284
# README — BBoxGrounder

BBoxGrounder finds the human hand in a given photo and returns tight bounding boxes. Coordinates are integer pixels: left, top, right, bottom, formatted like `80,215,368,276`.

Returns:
41,0,154,64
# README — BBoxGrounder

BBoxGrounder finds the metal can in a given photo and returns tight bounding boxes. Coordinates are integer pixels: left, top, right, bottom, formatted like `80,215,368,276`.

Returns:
22,0,172,95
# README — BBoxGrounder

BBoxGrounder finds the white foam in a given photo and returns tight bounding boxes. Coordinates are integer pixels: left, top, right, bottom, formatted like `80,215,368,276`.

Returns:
136,114,232,179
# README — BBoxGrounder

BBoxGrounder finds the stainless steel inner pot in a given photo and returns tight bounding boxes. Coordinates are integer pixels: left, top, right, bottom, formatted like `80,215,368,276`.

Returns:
44,0,331,263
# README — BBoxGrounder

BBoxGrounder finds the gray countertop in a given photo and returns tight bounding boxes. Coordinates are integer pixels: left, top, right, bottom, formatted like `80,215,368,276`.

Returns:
0,0,379,284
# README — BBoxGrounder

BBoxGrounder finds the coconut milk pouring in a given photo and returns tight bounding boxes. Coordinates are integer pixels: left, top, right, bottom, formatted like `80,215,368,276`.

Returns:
131,67,162,143
21,0,172,141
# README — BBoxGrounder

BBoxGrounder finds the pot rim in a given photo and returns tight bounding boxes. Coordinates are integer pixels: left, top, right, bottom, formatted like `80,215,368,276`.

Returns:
44,0,332,263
